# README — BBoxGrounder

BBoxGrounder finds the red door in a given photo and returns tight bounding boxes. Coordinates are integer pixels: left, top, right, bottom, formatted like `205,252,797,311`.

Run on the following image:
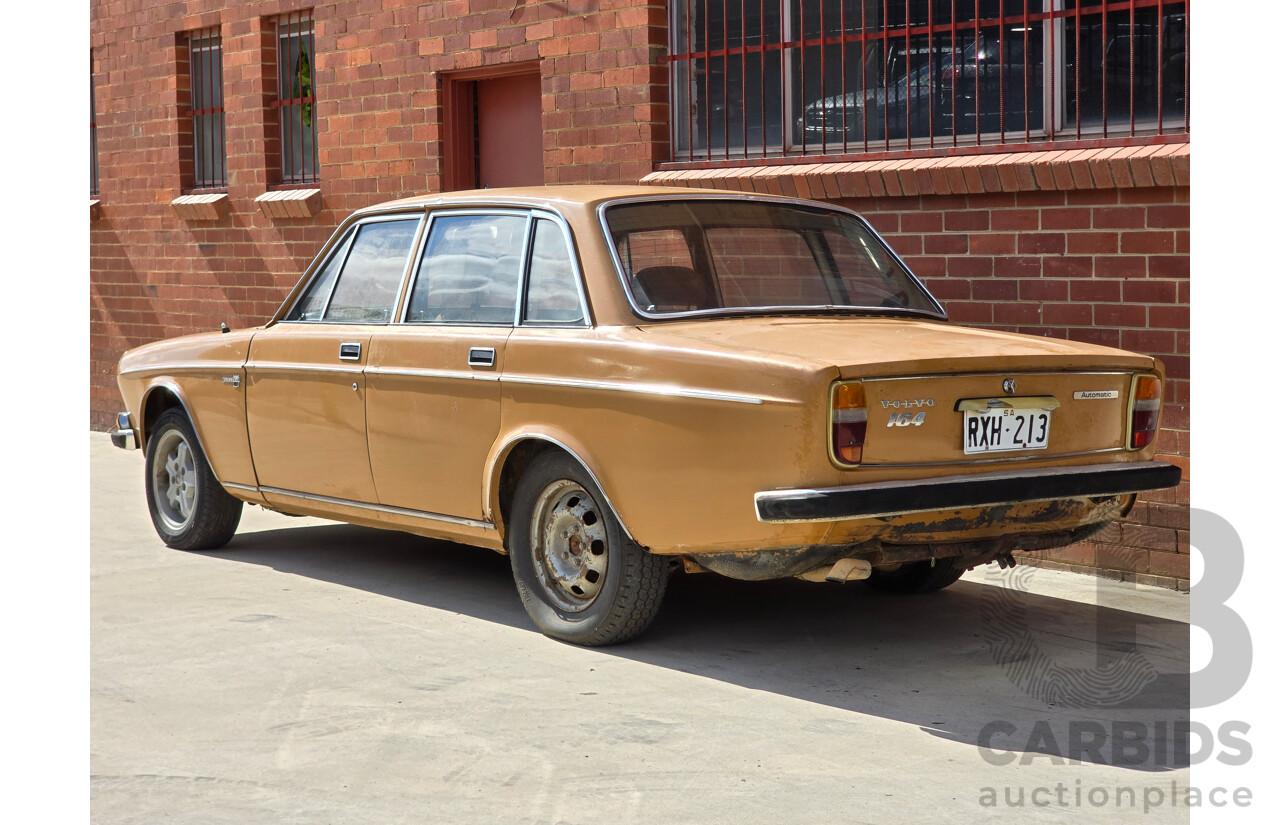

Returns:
475,73,544,188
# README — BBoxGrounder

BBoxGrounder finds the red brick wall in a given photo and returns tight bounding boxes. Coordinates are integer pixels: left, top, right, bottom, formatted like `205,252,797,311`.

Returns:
90,0,668,428
843,187,1190,588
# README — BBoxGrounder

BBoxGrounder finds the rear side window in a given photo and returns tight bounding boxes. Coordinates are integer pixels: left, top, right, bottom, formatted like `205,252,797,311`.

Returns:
406,214,527,324
523,219,585,325
284,218,419,323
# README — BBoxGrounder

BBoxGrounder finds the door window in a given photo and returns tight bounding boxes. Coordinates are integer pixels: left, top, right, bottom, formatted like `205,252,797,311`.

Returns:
285,218,419,323
406,214,527,324
323,219,420,323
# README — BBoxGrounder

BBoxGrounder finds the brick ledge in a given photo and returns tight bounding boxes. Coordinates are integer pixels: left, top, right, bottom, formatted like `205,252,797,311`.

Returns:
255,188,322,219
171,193,229,221
643,144,1189,199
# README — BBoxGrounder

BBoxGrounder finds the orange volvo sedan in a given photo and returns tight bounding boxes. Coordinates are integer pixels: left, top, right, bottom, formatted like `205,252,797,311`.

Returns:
113,186,1180,645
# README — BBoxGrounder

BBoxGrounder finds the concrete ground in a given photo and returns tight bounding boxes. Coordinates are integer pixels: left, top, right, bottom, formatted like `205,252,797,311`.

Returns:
92,433,1191,824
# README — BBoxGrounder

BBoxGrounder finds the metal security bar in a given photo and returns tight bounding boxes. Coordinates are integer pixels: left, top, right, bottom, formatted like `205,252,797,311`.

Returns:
274,9,319,184
187,27,226,188
669,0,1188,161
90,56,99,196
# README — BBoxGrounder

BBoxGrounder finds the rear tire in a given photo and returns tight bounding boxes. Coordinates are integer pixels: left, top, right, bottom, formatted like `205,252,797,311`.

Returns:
865,556,967,594
508,452,667,645
144,408,242,550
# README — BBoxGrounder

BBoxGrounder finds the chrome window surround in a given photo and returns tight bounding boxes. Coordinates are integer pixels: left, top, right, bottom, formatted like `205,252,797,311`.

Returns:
596,193,948,323
275,206,428,325
320,214,426,324
397,208,593,329
399,208,532,327
518,214,591,328
272,201,594,330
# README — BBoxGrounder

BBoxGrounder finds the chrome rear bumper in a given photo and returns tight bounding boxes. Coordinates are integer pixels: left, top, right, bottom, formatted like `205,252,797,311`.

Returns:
754,460,1182,523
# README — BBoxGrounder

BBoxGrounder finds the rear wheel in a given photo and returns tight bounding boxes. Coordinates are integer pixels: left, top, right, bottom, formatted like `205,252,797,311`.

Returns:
865,556,967,594
144,408,242,550
508,452,667,645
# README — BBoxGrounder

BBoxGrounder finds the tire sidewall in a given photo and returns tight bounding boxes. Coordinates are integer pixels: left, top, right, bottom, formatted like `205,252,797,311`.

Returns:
144,409,217,549
508,454,631,642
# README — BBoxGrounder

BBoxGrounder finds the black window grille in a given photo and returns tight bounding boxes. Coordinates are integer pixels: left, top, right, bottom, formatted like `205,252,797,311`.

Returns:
90,55,99,196
669,0,1188,161
275,10,318,184
186,27,226,188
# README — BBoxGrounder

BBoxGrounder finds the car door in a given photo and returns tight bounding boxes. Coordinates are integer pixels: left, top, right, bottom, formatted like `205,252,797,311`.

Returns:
246,213,424,503
364,210,532,521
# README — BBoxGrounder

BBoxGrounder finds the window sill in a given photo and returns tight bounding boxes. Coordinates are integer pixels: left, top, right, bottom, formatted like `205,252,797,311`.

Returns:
90,199,101,222
644,143,1189,199
171,193,229,221
256,188,322,219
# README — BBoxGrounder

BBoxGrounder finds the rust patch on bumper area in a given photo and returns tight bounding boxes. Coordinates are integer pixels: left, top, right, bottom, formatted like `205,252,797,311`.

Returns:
688,494,1132,581
821,494,1131,546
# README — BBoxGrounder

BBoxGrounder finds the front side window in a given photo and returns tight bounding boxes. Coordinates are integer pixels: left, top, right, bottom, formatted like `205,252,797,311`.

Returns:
285,219,419,323
670,0,1187,160
605,199,943,318
185,27,226,188
274,9,318,184
406,214,527,324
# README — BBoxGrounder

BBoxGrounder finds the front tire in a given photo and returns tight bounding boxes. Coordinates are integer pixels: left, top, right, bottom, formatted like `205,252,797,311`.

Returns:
144,408,242,550
508,452,668,645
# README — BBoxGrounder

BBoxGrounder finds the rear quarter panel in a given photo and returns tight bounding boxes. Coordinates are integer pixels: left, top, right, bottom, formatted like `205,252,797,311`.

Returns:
496,326,838,554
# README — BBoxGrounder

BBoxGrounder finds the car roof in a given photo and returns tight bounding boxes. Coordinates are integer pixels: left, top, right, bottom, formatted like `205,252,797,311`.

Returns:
359,184,805,215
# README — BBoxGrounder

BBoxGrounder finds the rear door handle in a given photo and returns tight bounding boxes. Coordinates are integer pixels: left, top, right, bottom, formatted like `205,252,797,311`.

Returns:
339,342,362,361
468,347,496,368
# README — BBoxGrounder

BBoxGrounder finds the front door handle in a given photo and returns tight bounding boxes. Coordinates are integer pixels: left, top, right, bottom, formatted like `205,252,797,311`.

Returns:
468,347,496,368
339,342,362,361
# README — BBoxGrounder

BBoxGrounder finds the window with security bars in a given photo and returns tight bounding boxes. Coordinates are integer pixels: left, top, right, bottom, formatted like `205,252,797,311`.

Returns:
184,27,226,188
669,0,1188,161
274,10,318,184
91,56,99,196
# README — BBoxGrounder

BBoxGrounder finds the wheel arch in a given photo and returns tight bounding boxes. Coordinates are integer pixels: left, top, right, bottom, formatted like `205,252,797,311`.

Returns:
485,432,642,548
139,381,221,483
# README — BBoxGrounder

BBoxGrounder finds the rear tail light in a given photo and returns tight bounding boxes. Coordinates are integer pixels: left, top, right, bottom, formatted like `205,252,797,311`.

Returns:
1128,375,1162,449
831,381,868,466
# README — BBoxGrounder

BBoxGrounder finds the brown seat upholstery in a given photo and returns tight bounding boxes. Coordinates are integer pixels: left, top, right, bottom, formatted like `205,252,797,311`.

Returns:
634,265,718,310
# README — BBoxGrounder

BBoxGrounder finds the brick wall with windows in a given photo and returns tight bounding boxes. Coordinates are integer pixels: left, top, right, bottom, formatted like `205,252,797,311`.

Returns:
90,0,1189,587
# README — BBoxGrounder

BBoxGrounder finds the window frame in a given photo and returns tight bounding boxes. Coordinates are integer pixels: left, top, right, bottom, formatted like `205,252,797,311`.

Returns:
90,53,99,197
184,26,227,190
399,208,593,329
272,9,319,186
597,193,948,323
668,0,1187,162
518,213,592,328
279,212,427,325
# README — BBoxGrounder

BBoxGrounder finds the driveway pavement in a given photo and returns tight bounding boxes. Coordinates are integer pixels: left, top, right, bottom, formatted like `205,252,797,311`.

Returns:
91,433,1191,824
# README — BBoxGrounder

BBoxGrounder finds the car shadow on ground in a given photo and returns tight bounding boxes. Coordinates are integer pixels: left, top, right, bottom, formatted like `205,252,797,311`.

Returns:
201,522,1190,773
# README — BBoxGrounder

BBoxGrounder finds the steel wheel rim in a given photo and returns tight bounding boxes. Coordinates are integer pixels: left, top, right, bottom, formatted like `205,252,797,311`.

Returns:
152,429,197,533
530,480,609,613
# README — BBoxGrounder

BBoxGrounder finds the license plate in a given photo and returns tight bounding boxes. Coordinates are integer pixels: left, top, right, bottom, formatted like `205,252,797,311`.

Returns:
963,408,1051,454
